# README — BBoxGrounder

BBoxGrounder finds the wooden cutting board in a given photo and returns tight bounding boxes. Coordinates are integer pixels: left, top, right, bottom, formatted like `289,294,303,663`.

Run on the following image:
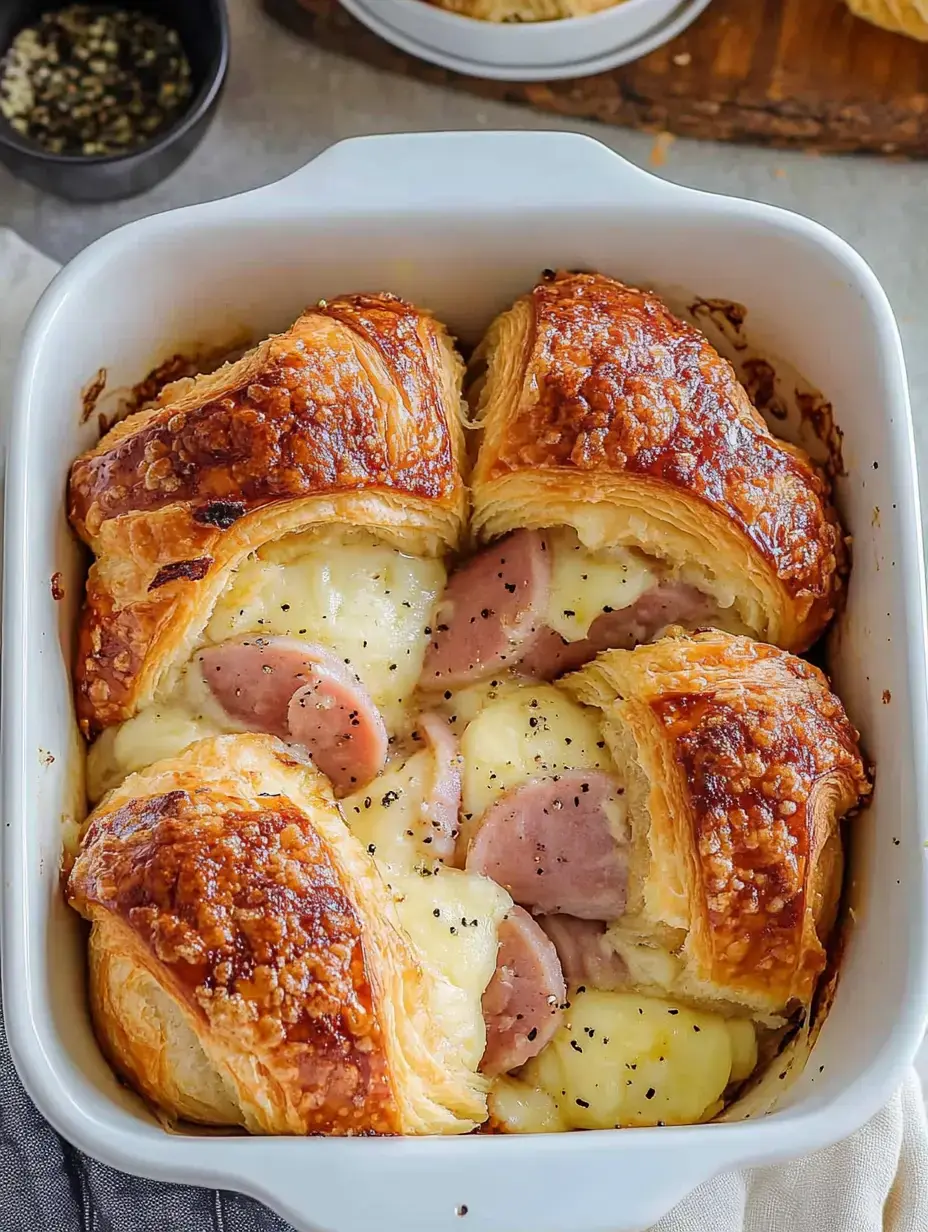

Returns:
264,0,928,155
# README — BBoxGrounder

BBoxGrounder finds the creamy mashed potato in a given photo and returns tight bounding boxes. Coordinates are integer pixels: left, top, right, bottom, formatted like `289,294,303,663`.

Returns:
505,990,756,1131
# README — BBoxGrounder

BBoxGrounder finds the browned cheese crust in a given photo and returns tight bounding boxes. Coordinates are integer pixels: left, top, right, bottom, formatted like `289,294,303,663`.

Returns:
472,272,847,652
68,293,468,737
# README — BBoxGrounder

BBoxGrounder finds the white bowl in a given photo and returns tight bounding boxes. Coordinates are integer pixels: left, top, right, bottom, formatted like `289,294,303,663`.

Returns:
338,0,701,74
4,131,927,1232
340,0,712,80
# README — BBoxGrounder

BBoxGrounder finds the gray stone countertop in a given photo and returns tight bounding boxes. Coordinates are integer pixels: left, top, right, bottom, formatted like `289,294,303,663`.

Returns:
1,0,926,469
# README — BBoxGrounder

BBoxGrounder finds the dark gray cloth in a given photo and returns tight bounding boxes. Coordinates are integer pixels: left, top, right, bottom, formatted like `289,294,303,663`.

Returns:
0,994,293,1232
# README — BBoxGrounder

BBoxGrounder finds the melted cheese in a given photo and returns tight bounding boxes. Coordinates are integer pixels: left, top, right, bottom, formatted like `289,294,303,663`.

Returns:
204,529,445,731
431,675,526,738
86,666,234,801
517,990,757,1130
341,747,510,1075
391,869,511,1073
488,1077,566,1134
460,683,614,826
545,528,661,642
342,749,442,876
86,531,445,801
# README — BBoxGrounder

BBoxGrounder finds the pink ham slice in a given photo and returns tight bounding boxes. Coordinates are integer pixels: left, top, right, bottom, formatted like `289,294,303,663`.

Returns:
414,711,463,866
199,636,387,794
420,529,551,690
519,581,718,680
481,905,566,1077
539,916,629,992
466,770,628,920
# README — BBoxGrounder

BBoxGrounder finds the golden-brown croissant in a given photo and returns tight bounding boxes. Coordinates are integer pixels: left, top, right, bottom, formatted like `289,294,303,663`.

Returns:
561,629,870,1018
69,293,468,741
67,734,490,1134
430,272,846,695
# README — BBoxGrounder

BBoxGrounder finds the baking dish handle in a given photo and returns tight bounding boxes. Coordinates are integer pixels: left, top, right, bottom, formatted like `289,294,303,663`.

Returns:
237,1132,741,1232
264,131,678,212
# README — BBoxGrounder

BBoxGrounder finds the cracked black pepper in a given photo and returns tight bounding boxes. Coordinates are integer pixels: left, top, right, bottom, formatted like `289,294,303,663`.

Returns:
0,5,192,157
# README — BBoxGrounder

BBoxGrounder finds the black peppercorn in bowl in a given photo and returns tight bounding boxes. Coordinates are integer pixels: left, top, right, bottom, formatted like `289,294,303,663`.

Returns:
0,1,228,203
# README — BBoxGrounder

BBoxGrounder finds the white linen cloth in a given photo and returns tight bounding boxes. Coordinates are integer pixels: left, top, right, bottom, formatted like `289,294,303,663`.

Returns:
652,1072,928,1232
1,226,926,1232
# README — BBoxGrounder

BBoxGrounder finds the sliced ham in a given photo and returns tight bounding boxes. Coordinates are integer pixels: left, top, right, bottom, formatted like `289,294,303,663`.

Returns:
539,915,629,992
520,581,717,680
199,636,387,793
466,770,628,920
481,906,566,1077
414,711,463,866
420,530,550,690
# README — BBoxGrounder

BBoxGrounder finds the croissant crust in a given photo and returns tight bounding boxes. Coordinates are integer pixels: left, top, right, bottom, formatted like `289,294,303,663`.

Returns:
68,293,468,736
471,272,847,651
67,735,486,1135
564,630,869,1015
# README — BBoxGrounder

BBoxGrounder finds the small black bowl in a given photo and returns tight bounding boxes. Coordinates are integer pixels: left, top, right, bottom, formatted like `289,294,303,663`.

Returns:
0,0,229,203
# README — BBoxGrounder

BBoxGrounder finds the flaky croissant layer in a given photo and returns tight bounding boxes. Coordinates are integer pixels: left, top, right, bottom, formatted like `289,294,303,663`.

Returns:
68,736,490,1136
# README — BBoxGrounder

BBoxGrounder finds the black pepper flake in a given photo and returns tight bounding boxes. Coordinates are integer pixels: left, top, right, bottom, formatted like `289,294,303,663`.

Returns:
575,1098,590,1109
570,1040,582,1053
381,790,400,807
645,1088,656,1100
667,1009,679,1015
0,6,194,157
527,1027,538,1042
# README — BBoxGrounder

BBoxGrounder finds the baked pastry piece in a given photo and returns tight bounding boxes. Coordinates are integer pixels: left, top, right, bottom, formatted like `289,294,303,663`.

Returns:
422,272,845,692
69,292,468,741
67,734,488,1134
561,628,870,1018
427,0,622,18
846,0,928,39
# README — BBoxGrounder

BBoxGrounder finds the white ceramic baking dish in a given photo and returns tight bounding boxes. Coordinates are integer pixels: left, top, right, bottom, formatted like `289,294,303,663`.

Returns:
3,131,927,1232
